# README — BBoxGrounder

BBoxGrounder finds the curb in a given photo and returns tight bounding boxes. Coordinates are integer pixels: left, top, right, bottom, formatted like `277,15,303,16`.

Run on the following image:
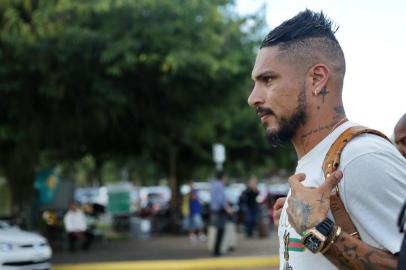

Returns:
54,256,279,270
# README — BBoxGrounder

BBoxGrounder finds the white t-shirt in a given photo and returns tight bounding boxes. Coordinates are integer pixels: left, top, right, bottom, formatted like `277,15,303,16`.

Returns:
64,209,87,233
278,121,406,270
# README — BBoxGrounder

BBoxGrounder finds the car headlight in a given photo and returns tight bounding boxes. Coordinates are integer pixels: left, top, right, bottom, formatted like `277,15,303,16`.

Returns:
0,242,13,252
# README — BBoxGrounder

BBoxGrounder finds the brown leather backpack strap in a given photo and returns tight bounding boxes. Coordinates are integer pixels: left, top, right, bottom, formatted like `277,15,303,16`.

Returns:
322,126,391,239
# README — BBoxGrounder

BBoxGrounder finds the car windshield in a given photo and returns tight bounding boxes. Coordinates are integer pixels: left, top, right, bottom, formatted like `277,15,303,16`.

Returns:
148,193,165,204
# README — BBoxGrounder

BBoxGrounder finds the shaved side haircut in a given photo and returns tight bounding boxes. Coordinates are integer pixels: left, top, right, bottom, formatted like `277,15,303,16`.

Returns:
261,9,346,78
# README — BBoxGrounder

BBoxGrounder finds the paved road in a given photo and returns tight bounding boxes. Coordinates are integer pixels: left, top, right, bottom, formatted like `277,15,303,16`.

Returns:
52,229,280,270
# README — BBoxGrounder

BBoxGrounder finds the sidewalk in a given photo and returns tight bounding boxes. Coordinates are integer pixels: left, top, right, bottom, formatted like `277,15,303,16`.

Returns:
52,229,280,270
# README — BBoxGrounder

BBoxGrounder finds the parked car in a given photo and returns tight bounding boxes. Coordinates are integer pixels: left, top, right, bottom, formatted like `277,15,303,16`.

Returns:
74,186,108,206
138,186,171,233
226,182,246,207
139,186,171,213
0,220,52,270
181,182,212,202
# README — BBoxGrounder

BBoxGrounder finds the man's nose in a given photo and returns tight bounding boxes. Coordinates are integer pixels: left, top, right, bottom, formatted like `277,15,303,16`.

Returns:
247,85,264,107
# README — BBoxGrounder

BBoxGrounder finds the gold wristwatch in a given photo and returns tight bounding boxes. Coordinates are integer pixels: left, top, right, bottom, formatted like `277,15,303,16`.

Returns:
301,218,335,253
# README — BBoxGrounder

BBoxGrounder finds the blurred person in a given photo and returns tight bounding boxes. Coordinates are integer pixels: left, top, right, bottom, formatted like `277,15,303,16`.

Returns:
181,185,191,232
395,114,406,269
183,181,206,242
248,9,406,269
239,176,260,237
209,171,231,256
63,201,93,252
189,185,206,242
394,113,406,158
398,201,406,270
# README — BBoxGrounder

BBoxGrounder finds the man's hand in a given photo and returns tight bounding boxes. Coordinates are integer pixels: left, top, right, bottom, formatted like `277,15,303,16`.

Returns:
273,197,286,226
286,171,343,234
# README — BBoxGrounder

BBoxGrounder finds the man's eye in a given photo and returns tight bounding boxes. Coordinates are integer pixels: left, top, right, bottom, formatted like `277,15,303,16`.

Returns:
263,76,272,83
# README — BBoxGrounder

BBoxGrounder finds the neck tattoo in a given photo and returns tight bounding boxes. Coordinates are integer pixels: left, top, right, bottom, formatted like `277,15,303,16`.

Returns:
328,117,347,135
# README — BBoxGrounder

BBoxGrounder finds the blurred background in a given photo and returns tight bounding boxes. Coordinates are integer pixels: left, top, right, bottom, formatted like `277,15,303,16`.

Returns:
0,0,404,269
0,0,294,227
0,0,291,269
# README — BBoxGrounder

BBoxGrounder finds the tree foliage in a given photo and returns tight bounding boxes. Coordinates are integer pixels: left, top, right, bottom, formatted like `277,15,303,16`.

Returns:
0,0,295,214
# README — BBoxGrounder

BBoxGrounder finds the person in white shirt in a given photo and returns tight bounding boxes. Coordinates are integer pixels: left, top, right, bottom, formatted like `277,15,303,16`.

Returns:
394,114,406,270
248,9,406,269
394,113,406,158
63,201,93,252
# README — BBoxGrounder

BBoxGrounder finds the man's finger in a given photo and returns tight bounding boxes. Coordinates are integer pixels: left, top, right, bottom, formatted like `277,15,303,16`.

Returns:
273,196,286,212
321,170,343,191
273,208,282,226
272,197,286,226
288,173,306,193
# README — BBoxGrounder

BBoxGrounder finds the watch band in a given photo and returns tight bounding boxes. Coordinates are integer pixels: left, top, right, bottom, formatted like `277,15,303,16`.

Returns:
301,217,337,254
316,218,335,237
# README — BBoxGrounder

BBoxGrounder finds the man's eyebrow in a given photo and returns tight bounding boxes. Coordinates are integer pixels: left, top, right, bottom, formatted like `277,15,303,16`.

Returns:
252,71,277,81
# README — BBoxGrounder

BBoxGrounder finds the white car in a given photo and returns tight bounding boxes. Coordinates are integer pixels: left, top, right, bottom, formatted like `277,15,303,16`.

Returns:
0,220,52,270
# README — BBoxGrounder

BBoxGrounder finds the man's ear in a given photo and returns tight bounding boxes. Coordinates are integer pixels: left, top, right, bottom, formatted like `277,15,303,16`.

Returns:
309,64,330,95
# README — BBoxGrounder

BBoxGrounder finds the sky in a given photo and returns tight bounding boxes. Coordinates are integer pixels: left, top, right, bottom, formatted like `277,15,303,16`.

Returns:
236,0,406,138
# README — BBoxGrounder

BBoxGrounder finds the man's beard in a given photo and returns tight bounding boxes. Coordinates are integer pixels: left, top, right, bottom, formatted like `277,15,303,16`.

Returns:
265,89,307,147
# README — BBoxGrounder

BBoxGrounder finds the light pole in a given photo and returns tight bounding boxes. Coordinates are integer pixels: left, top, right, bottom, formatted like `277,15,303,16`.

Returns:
212,143,225,172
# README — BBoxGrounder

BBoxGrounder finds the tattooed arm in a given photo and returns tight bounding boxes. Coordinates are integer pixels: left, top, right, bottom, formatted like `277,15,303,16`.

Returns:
287,172,398,270
324,232,397,270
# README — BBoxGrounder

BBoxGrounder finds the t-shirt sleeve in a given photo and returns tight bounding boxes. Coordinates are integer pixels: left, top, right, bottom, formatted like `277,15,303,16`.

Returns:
339,151,406,253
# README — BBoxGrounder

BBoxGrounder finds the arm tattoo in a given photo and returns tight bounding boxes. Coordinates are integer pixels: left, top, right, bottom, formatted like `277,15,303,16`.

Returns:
325,232,397,270
287,197,313,234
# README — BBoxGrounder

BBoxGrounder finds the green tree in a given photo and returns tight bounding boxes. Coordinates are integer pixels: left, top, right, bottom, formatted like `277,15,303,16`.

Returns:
0,0,295,220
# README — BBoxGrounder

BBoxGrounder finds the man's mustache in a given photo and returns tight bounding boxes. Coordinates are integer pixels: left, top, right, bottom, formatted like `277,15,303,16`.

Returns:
256,107,274,116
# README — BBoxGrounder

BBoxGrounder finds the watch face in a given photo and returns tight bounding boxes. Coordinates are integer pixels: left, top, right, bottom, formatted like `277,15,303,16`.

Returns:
303,235,322,253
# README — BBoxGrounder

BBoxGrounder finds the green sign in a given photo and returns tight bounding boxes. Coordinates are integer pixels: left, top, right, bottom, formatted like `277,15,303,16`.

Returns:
107,191,130,215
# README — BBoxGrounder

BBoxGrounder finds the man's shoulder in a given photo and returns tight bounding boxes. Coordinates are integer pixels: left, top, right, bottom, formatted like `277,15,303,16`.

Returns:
337,131,406,185
340,131,398,164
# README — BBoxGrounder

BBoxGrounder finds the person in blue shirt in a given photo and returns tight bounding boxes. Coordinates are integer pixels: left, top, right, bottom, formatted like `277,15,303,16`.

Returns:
188,186,206,242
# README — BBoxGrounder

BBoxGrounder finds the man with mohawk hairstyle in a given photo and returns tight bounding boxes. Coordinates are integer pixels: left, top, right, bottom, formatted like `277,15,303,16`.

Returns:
248,9,406,270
